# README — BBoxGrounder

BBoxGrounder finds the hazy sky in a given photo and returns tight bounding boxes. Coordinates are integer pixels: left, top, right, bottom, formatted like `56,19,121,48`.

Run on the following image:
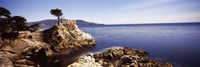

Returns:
0,0,200,24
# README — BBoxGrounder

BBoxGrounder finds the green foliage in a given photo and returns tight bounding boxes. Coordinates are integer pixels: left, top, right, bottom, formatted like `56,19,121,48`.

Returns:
0,7,34,34
0,7,11,18
0,7,13,33
50,8,63,25
12,16,29,32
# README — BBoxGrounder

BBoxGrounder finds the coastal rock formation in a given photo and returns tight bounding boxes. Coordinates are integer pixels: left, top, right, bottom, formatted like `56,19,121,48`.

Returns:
43,20,96,52
68,47,173,67
0,20,96,67
67,55,102,67
0,51,15,67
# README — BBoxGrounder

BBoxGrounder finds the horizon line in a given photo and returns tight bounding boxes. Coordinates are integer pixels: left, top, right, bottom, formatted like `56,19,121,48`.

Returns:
28,19,200,25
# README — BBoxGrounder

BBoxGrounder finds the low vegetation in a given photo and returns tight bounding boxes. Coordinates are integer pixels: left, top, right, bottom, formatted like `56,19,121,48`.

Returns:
0,7,39,39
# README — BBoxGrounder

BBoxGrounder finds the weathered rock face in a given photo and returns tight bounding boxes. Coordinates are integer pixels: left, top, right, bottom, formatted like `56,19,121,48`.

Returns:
43,20,96,52
67,55,102,67
68,47,173,67
94,47,172,67
1,31,51,54
0,51,34,67
0,20,96,67
0,51,15,67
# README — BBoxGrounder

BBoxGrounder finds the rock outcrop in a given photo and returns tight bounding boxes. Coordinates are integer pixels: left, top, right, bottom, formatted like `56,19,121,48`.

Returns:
67,55,102,67
68,47,173,67
43,20,96,52
0,20,96,67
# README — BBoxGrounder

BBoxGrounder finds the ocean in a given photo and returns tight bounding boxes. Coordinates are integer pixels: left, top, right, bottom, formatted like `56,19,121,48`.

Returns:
79,24,200,67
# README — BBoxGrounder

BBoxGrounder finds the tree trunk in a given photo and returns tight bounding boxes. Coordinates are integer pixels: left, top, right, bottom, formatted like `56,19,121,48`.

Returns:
58,16,60,25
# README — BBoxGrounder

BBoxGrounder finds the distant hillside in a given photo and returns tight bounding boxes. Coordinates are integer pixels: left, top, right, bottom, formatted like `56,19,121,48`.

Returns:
29,19,104,27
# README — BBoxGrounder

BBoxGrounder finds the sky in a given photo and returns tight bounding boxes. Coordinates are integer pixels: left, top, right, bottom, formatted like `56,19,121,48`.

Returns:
0,0,200,24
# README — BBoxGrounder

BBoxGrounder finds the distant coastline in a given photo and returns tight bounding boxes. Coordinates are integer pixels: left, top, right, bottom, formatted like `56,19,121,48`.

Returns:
29,19,200,28
28,19,104,27
105,22,200,26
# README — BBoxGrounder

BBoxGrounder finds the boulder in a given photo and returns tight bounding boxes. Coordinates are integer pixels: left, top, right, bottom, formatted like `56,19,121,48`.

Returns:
67,55,102,67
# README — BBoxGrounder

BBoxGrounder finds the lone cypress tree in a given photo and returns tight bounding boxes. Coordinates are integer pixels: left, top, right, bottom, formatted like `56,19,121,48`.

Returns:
50,8,63,25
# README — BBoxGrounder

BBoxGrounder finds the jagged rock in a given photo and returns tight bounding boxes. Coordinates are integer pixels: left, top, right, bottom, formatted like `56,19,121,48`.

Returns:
92,47,172,67
0,51,35,67
0,57,14,67
0,20,96,67
67,55,102,67
69,47,172,67
1,31,52,56
43,20,96,52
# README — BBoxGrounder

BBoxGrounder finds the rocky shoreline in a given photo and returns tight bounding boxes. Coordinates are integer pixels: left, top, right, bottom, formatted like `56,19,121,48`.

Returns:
68,47,173,67
0,20,96,67
0,20,172,67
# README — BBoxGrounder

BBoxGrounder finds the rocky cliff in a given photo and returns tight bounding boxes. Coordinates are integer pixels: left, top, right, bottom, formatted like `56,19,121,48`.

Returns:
43,20,96,52
0,20,96,67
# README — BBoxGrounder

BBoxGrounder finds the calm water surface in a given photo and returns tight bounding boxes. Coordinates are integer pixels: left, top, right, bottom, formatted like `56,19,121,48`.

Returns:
79,24,200,67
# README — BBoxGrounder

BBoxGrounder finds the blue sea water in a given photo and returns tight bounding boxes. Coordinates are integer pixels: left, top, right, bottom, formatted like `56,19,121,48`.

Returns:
79,24,200,67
